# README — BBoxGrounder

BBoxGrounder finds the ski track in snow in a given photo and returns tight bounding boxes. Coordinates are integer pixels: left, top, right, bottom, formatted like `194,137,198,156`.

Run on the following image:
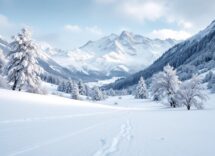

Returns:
7,117,121,156
0,110,124,124
93,120,132,156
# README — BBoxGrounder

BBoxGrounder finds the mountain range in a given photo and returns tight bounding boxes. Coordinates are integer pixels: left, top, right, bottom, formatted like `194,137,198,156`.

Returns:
44,31,177,81
0,31,177,82
107,20,215,90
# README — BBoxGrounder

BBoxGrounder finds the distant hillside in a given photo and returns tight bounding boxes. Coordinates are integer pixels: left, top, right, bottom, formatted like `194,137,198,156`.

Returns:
107,20,215,90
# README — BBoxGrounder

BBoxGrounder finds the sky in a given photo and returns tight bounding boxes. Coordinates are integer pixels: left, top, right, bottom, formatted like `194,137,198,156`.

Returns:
0,0,215,49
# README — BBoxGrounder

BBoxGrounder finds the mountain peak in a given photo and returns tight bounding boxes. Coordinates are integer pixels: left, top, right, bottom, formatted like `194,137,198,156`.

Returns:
120,31,133,38
208,19,215,30
107,33,118,40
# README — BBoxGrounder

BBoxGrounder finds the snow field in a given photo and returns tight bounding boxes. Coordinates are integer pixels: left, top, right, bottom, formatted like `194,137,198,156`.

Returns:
0,89,215,156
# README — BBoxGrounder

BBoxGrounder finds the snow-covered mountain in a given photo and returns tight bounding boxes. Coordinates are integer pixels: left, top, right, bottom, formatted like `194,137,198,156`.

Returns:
1,31,177,82
107,20,215,90
0,37,76,82
46,31,177,81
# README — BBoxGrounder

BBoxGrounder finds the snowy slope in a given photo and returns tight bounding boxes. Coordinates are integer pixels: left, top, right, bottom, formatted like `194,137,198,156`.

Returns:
1,89,215,156
47,31,177,80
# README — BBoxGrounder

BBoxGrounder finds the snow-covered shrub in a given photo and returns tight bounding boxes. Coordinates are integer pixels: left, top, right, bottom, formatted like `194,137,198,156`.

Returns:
114,102,118,105
150,64,181,107
27,84,48,95
5,28,41,91
135,76,148,99
176,75,206,110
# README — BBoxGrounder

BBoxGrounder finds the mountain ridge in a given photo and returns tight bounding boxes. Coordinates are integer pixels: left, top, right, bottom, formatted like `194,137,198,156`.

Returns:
47,31,177,81
106,20,215,89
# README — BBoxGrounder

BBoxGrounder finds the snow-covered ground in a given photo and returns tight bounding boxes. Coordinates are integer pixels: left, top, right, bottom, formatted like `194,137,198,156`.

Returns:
86,77,121,87
0,89,215,156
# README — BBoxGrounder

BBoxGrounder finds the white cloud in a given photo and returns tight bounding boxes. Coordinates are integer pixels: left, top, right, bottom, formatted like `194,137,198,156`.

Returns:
150,29,192,40
94,0,116,5
101,0,214,32
0,14,22,39
64,24,103,36
85,26,103,35
0,14,12,28
178,20,193,29
120,1,164,21
64,24,82,32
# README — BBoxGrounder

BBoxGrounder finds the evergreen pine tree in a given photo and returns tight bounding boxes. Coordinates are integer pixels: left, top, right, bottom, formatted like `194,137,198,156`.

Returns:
91,86,104,101
135,76,148,99
78,80,86,95
5,28,41,91
71,82,79,100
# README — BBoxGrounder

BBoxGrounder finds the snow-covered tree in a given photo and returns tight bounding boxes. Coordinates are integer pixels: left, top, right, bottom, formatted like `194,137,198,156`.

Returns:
107,88,115,96
85,84,91,97
65,81,73,93
71,82,79,100
5,28,41,91
135,76,148,99
91,86,104,101
150,74,164,101
176,75,206,110
78,80,86,95
57,81,66,92
0,49,5,74
121,89,128,95
150,64,180,107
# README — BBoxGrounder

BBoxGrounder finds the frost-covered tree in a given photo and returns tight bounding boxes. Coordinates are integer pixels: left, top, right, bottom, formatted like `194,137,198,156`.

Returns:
135,77,148,99
107,88,115,96
150,74,164,101
151,64,180,107
0,49,5,74
176,75,206,110
57,81,66,92
91,86,104,101
78,80,86,95
85,84,91,97
121,89,128,95
71,82,79,100
65,81,73,93
5,28,41,91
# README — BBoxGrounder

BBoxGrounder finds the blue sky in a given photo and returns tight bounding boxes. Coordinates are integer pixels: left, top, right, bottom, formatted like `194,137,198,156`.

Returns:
0,0,215,49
